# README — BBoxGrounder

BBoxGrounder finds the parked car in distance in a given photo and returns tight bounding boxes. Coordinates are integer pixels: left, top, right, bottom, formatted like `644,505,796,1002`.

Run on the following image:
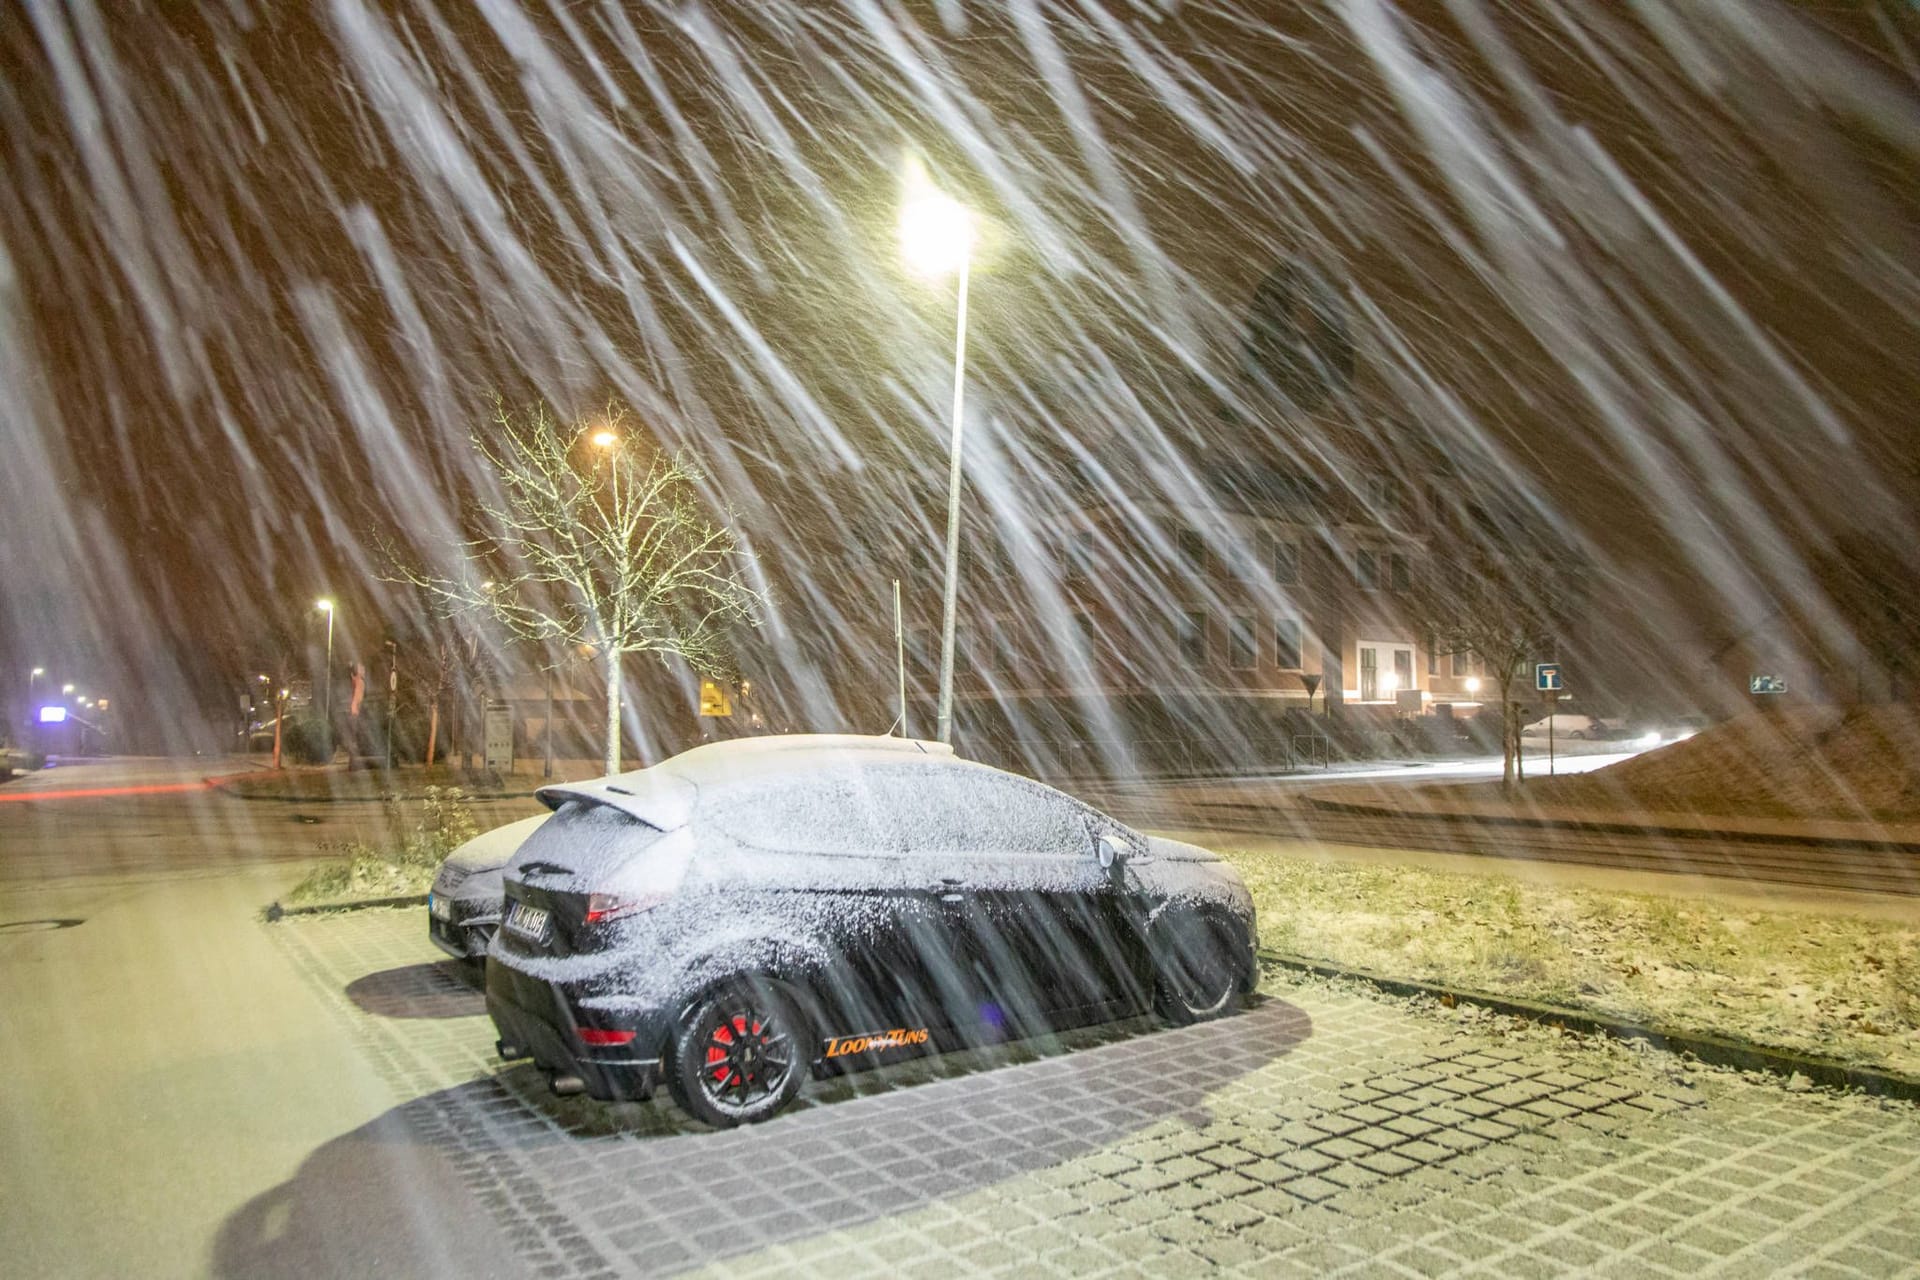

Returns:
486,734,1259,1128
430,814,549,963
1520,713,1622,740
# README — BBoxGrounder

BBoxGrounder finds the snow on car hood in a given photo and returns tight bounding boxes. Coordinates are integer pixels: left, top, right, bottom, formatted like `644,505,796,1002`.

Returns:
443,813,549,873
1146,836,1222,863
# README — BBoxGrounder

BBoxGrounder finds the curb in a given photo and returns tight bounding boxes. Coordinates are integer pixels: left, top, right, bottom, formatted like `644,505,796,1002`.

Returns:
1259,949,1920,1103
265,893,429,921
1298,794,1920,854
210,775,547,804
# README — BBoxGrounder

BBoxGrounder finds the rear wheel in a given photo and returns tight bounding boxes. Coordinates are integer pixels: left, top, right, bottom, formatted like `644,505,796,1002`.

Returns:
667,977,807,1128
1152,910,1246,1025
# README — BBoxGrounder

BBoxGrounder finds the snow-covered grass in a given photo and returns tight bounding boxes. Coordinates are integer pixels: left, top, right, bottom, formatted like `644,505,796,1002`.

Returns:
1227,849,1920,1077
286,787,480,905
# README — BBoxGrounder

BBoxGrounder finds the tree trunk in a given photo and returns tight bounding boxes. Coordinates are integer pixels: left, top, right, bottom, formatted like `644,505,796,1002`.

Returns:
272,701,284,771
1500,694,1516,792
425,699,440,767
604,653,621,777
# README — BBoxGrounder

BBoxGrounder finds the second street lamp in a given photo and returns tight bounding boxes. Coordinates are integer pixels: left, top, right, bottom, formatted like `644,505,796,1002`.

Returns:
900,156,976,746
316,598,336,733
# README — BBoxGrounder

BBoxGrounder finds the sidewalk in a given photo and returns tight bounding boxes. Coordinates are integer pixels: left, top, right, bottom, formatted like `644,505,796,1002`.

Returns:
1296,778,1920,850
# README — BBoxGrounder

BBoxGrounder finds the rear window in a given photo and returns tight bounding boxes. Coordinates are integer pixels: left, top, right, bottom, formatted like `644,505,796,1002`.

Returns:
513,799,662,880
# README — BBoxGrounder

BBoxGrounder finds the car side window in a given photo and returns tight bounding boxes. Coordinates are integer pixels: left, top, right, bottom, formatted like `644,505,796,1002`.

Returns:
710,768,901,855
876,764,1092,858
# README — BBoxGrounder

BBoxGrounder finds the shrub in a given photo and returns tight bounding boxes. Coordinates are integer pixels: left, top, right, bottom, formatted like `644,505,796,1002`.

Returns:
284,786,478,904
282,715,335,765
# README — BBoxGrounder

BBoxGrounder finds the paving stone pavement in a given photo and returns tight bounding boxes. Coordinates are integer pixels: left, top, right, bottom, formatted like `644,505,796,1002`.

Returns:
268,908,1920,1278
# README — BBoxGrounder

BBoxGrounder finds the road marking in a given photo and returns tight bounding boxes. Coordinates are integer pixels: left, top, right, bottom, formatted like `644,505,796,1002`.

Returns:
0,780,215,804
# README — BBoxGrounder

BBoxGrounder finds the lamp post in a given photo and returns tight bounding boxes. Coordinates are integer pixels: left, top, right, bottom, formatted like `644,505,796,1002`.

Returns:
900,156,976,745
586,432,623,772
316,598,336,730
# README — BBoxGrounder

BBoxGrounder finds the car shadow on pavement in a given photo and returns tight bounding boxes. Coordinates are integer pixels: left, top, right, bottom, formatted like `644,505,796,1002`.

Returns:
213,995,1314,1278
344,960,486,1021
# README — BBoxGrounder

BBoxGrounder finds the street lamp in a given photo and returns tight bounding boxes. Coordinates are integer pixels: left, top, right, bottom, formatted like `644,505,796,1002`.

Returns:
590,429,619,450
316,598,336,729
61,683,74,695
901,154,976,745
1465,676,1482,695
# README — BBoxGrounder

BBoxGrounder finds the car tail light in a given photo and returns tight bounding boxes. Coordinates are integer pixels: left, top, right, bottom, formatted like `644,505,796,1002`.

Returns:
583,892,668,925
577,1027,637,1047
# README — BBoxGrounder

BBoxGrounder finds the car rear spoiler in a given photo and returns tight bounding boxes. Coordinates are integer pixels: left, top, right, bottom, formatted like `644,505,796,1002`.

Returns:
534,770,698,831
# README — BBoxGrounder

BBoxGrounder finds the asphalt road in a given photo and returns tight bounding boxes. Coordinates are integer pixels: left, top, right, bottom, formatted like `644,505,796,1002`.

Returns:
0,757,542,1277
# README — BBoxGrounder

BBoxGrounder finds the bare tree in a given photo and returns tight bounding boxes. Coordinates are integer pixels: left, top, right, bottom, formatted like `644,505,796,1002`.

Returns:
397,399,763,775
1408,544,1570,791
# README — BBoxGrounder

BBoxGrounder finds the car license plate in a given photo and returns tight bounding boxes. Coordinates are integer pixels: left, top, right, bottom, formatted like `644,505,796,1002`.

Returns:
505,900,550,941
430,894,451,922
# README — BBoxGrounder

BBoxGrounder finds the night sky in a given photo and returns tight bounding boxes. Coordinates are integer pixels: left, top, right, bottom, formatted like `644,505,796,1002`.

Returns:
3,1,1916,740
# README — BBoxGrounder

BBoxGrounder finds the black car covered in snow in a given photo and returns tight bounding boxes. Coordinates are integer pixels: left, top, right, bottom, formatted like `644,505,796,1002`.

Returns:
486,734,1257,1127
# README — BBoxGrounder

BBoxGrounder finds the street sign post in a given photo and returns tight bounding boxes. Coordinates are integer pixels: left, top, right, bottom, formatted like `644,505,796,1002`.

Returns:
484,699,514,774
1535,663,1566,775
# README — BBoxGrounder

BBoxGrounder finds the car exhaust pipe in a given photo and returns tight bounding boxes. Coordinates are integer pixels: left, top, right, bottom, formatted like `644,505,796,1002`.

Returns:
550,1073,586,1096
496,1040,528,1062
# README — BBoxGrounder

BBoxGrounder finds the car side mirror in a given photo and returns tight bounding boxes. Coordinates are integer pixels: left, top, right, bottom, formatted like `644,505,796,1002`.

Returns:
1097,833,1128,872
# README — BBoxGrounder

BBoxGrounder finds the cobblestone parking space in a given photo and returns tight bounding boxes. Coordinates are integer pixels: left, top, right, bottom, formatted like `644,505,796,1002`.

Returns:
269,908,1920,1278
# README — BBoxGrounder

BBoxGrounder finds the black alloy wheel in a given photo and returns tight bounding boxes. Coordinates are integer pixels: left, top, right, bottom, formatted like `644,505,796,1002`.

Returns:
1153,910,1245,1025
669,978,807,1128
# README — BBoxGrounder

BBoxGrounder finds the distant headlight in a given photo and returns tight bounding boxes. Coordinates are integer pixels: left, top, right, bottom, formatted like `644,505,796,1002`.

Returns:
1638,732,1662,747
1673,729,1697,741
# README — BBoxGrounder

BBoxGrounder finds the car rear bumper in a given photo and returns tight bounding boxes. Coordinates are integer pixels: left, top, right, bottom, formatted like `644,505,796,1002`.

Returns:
428,897,498,961
485,958,667,1102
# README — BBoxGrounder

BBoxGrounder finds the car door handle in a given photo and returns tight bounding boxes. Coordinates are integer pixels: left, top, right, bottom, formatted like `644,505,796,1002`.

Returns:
941,893,964,903
940,877,964,885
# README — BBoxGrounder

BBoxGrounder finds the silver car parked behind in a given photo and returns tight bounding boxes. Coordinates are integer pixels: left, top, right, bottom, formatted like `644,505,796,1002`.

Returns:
429,813,548,962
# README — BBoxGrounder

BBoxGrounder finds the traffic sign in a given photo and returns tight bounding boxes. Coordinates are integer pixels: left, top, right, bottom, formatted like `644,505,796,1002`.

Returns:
699,679,734,717
1534,662,1564,692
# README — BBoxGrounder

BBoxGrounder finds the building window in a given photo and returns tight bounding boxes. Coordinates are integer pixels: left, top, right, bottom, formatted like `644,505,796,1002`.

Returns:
1272,537,1300,586
1176,610,1206,665
1390,553,1411,593
1275,618,1303,670
1451,650,1469,678
1177,528,1207,573
1356,549,1379,589
1425,634,1438,676
1229,615,1256,669
1064,530,1094,582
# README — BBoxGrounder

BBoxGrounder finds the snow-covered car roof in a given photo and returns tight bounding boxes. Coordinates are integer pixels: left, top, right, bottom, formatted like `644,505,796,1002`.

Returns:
533,734,956,831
